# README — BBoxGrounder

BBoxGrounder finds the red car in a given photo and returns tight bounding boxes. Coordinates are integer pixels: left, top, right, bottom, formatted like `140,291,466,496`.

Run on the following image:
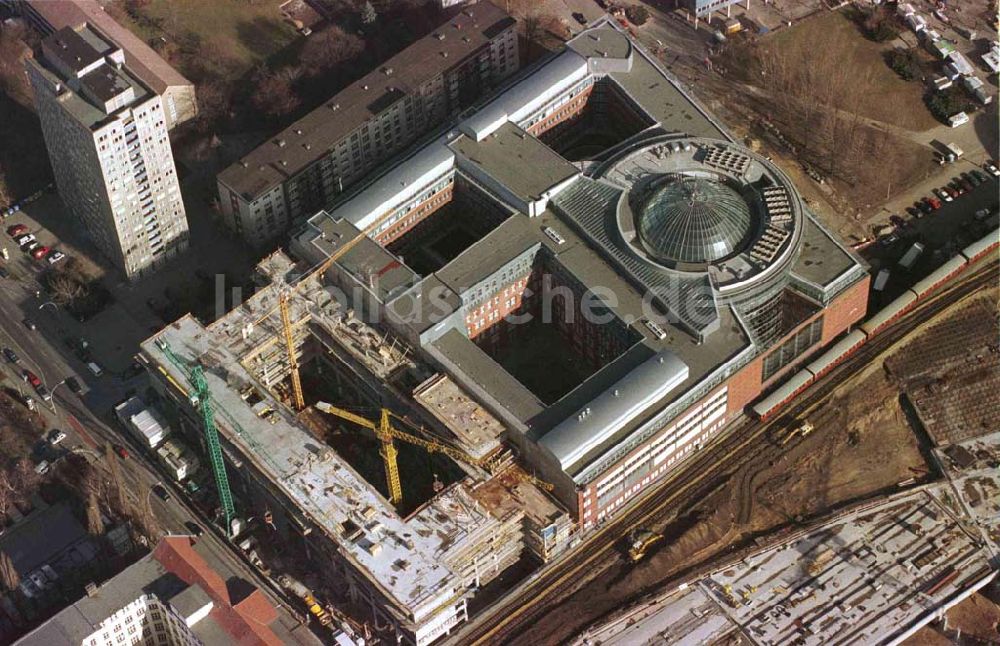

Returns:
7,224,28,237
926,196,942,210
22,370,41,388
31,245,50,259
114,445,129,459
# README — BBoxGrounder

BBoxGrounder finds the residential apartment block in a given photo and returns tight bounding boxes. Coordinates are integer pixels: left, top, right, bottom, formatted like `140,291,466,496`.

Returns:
5,0,197,129
215,5,518,247
27,24,190,280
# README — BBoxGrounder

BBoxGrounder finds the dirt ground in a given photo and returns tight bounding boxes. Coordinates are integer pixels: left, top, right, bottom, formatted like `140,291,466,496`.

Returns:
904,590,1000,645
513,344,934,644
708,10,941,227
516,286,1000,644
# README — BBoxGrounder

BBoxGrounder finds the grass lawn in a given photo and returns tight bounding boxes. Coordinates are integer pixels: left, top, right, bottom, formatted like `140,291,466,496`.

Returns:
769,11,939,132
112,0,300,78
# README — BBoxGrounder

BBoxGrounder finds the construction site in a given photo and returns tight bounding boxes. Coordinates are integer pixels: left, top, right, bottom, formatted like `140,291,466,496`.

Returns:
579,486,998,646
137,249,573,645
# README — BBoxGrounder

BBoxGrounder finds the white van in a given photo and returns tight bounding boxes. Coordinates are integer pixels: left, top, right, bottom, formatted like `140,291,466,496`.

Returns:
948,111,969,127
87,362,103,377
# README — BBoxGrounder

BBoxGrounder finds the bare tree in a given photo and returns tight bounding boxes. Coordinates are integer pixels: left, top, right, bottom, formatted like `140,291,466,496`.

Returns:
86,490,105,537
251,66,302,119
104,444,128,518
0,550,18,593
0,20,30,100
300,25,364,75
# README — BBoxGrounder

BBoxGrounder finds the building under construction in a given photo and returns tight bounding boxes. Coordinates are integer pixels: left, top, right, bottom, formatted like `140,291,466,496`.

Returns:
138,251,571,645
139,17,867,645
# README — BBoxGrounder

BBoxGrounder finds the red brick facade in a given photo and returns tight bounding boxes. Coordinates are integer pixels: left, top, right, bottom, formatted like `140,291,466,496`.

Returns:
574,276,871,525
373,181,454,246
820,274,870,345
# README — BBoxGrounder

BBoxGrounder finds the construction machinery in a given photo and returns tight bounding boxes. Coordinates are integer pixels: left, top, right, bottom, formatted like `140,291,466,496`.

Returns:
278,574,332,626
772,419,814,446
156,338,237,534
245,211,392,412
315,402,494,505
626,528,663,562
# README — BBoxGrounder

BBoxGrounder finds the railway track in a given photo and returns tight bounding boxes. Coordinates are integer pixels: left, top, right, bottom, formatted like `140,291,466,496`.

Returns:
452,261,997,646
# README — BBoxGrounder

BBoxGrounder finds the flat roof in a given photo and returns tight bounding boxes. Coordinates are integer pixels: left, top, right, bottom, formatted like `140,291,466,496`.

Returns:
25,0,193,94
43,26,104,73
217,4,515,200
792,211,865,287
568,25,730,141
449,122,580,202
18,536,318,646
302,214,420,302
141,315,512,615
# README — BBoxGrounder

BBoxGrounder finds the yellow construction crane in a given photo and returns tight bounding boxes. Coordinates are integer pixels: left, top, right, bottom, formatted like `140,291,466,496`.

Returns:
279,293,306,410
248,213,391,411
505,466,555,492
315,402,492,505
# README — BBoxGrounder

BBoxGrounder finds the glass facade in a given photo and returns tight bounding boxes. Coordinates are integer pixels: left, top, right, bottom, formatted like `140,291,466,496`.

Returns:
762,316,824,381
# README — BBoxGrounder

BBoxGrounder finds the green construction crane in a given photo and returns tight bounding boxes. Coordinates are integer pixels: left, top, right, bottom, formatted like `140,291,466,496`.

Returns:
156,339,236,535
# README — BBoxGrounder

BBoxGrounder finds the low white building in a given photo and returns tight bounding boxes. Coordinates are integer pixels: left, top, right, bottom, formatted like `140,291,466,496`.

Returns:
156,438,200,481
114,396,171,449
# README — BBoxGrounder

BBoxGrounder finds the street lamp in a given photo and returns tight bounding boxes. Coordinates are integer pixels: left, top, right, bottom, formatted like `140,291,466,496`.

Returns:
47,378,67,413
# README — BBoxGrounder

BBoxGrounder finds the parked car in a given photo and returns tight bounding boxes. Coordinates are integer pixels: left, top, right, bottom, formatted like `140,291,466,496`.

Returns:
46,250,66,264
0,267,8,279
889,214,906,228
65,376,82,394
934,188,952,202
35,385,50,401
151,483,171,501
949,180,966,195
114,444,129,459
185,521,205,537
975,208,993,221
15,233,35,246
23,318,37,331
87,362,103,377
34,460,50,475
7,224,28,237
879,232,900,246
985,161,1000,177
3,347,17,363
926,196,942,210
48,429,67,445
31,245,50,260
40,565,59,583
971,169,988,184
22,370,41,388
905,206,921,218
962,171,981,187
959,177,974,192
917,200,933,214
945,186,959,199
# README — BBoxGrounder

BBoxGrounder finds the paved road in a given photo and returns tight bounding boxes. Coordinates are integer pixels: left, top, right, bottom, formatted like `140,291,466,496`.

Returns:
0,252,322,644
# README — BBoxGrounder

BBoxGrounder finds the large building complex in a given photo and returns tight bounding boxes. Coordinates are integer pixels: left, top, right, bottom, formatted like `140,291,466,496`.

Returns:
138,18,867,646
291,19,869,524
26,23,190,280
5,0,197,129
215,4,518,247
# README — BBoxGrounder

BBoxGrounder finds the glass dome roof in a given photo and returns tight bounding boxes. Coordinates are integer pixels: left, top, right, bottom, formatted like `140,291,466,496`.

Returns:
638,176,752,264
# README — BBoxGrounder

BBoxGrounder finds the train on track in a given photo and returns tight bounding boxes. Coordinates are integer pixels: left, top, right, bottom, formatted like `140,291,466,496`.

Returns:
752,229,998,420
